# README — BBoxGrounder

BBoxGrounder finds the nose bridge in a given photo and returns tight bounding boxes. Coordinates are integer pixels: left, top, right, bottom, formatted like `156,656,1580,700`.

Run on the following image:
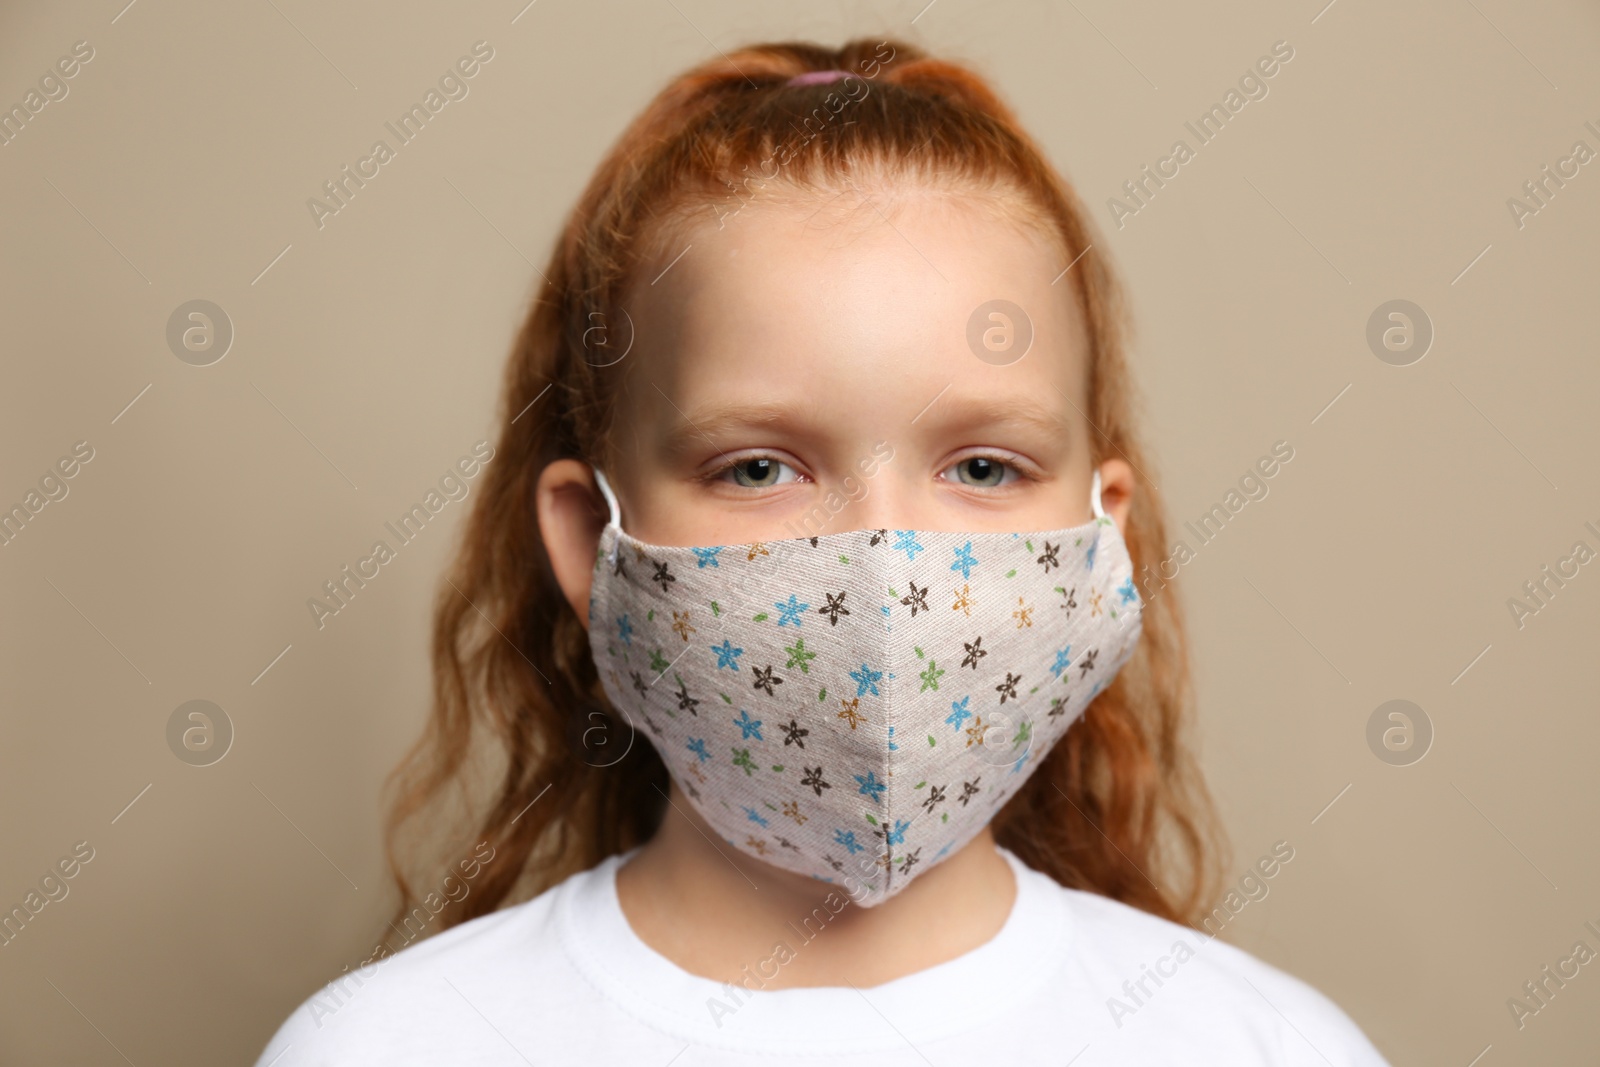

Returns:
834,462,917,533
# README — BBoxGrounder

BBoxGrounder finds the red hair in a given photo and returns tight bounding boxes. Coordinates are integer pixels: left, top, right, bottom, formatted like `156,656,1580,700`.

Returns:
382,37,1224,941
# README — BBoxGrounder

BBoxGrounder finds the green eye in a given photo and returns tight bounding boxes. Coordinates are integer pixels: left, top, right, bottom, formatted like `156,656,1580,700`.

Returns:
727,457,795,488
948,456,1009,487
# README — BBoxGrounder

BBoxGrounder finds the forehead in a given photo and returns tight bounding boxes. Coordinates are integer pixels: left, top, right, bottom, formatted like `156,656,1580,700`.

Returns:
616,186,1090,434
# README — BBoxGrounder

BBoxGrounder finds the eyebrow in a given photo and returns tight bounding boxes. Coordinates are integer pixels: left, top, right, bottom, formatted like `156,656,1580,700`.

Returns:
653,391,1074,457
656,400,822,459
912,392,1073,438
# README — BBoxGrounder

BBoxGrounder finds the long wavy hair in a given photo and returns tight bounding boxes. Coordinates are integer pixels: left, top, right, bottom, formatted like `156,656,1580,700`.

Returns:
381,36,1225,943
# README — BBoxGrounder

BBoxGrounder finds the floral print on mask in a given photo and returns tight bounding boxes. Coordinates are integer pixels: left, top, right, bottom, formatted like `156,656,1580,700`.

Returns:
587,512,1142,906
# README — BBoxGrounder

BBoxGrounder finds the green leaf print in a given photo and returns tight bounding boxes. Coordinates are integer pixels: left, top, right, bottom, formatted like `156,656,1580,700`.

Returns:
785,638,817,674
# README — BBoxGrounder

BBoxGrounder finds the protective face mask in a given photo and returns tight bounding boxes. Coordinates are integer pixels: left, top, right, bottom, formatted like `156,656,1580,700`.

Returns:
585,470,1143,906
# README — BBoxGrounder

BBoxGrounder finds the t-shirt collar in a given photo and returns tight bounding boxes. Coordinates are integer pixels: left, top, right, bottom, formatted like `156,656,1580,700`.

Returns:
556,845,1068,1053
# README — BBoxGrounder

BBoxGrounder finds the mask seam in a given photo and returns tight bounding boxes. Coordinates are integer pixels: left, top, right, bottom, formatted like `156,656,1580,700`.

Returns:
881,548,895,901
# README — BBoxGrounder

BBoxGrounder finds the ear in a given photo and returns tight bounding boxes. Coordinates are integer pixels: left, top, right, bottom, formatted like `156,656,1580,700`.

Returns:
1096,457,1135,532
535,458,610,630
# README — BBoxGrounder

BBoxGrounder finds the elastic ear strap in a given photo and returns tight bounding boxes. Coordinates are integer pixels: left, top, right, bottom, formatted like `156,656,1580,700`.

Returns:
592,467,622,529
1090,469,1107,520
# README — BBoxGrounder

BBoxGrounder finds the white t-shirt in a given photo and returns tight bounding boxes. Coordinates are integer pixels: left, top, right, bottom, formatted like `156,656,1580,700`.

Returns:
254,846,1390,1065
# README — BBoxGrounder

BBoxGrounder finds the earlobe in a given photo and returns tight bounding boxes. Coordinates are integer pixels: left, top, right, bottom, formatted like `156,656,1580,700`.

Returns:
535,459,610,630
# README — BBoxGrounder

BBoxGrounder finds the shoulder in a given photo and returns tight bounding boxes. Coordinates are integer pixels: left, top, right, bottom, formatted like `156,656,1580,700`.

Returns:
1018,864,1389,1065
250,865,586,1067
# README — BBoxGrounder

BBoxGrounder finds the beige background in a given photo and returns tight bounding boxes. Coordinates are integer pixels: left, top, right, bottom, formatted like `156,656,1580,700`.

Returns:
2,0,1598,1062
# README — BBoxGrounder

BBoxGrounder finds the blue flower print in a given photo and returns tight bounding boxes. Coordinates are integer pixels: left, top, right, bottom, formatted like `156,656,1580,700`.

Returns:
1086,539,1097,572
616,614,634,646
687,737,710,762
773,594,810,627
1050,646,1073,678
850,663,884,697
950,541,979,579
892,530,925,562
1011,749,1031,775
712,640,744,670
946,696,973,731
743,806,770,827
855,771,887,805
734,709,763,741
692,546,723,569
1117,577,1138,604
834,829,866,854
885,819,910,845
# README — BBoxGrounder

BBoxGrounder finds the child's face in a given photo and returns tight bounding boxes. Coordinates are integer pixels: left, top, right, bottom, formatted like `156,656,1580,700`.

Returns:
538,186,1133,625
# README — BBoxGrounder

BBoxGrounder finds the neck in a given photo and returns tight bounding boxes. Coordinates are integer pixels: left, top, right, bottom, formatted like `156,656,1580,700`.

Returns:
614,779,1017,989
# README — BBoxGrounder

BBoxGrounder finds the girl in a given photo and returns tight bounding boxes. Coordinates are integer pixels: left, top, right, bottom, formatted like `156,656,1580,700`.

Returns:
257,37,1389,1066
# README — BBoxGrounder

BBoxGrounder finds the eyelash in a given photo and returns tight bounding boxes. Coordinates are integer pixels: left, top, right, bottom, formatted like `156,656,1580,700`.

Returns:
709,454,808,488
704,451,1035,490
938,452,1031,489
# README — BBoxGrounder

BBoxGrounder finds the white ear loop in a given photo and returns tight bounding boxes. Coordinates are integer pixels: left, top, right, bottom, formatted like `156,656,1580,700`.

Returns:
592,467,622,530
1090,468,1107,520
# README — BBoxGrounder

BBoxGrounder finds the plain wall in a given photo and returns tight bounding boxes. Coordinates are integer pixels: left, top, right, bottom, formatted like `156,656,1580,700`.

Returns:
2,0,1598,1063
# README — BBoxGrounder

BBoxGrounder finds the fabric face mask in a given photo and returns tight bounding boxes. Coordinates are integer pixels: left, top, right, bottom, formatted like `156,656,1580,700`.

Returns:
585,470,1143,906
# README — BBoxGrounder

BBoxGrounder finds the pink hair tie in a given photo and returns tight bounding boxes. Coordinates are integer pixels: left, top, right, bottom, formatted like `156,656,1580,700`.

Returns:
785,69,852,87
